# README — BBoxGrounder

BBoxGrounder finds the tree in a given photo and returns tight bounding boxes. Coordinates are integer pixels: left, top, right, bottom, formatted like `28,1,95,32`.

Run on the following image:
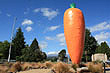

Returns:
12,27,25,59
29,38,41,62
82,29,98,62
95,41,110,56
30,38,40,51
58,49,66,61
41,52,47,60
2,41,10,59
0,41,10,59
16,45,29,61
0,42,3,58
20,38,47,62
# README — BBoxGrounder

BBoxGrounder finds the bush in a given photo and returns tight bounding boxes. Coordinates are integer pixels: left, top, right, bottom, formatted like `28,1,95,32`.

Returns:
21,62,32,71
9,62,22,72
71,64,79,71
53,62,71,73
0,64,9,72
44,61,54,69
87,62,103,73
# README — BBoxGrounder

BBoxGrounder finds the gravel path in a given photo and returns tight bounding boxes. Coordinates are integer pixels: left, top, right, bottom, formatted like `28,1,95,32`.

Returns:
18,69,52,73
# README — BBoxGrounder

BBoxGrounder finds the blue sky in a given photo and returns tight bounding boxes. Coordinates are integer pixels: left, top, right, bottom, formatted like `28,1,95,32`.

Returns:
0,0,110,55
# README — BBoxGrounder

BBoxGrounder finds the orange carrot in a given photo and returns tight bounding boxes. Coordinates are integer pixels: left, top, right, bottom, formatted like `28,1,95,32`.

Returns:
64,3,85,64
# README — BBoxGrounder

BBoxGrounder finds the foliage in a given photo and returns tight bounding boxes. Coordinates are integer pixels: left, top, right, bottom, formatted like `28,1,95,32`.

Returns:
87,62,103,73
44,61,54,69
71,64,79,71
20,38,47,62
58,49,66,61
42,52,47,60
0,40,10,59
0,27,47,62
30,38,40,51
47,57,58,62
83,29,98,62
95,41,110,56
11,27,25,59
53,62,70,73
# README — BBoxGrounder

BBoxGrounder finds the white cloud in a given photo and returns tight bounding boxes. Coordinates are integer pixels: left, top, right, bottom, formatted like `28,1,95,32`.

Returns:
34,8,40,13
56,33,66,46
60,43,65,46
47,51,60,55
49,25,60,31
45,36,54,40
95,32,110,44
44,25,60,33
6,14,11,17
39,41,48,49
41,8,58,20
47,51,58,55
88,22,110,32
34,8,58,20
45,33,66,46
56,33,64,38
22,19,33,25
25,26,32,32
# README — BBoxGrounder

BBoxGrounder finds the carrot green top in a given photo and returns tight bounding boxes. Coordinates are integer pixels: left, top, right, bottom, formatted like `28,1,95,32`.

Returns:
70,3,76,8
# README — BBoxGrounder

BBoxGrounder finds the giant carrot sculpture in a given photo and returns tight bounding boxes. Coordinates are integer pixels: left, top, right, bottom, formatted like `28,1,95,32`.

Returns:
64,3,85,64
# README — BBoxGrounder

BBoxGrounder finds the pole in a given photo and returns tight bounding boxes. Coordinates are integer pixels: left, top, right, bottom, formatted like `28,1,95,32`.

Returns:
104,62,106,73
8,17,17,62
104,53,106,73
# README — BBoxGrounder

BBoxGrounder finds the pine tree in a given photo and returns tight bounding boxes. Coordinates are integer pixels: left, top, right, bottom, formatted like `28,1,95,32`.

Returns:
20,38,47,62
58,49,66,61
0,41,10,59
82,29,98,62
30,38,40,51
12,27,25,59
29,38,42,62
96,41,110,56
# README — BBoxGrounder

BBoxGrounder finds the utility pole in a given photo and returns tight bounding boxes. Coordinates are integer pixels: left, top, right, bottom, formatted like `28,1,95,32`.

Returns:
8,17,17,62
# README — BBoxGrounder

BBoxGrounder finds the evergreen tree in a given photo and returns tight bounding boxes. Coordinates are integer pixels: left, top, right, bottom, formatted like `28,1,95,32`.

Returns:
12,27,25,59
0,41,10,59
30,38,40,51
41,52,47,60
96,41,110,56
29,38,42,62
0,42,3,58
21,38,47,62
2,41,10,59
82,29,98,62
58,49,66,61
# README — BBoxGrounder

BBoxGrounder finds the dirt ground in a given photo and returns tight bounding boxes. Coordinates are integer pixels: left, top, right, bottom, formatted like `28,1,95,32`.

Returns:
18,69,52,73
18,69,110,73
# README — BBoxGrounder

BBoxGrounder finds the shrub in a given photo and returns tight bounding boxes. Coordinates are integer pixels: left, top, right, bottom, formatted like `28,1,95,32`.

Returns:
44,61,54,69
71,64,79,71
87,62,103,73
9,62,22,72
0,64,9,72
53,62,71,73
